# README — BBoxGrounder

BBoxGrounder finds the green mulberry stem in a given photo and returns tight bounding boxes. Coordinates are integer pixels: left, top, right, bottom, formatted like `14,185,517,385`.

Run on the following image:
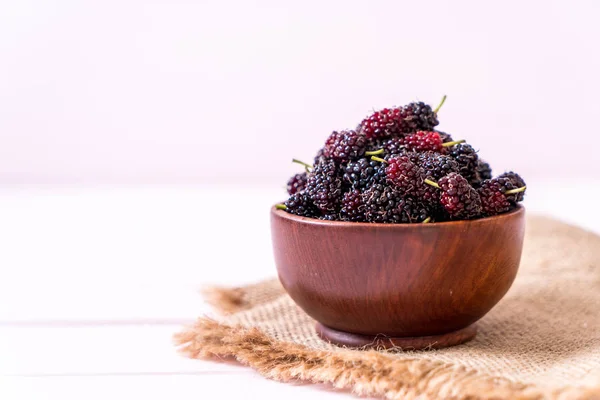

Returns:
370,156,388,164
441,139,465,147
292,159,313,172
365,149,384,156
424,178,440,189
433,95,447,114
505,186,527,195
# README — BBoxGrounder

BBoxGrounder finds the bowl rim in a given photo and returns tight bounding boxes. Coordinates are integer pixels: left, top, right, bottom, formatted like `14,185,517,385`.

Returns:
272,203,524,228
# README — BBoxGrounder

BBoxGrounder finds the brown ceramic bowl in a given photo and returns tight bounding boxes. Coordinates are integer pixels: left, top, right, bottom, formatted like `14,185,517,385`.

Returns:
271,205,525,349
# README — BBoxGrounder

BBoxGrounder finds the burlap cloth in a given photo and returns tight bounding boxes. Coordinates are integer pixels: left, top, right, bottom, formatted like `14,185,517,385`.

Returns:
175,216,600,399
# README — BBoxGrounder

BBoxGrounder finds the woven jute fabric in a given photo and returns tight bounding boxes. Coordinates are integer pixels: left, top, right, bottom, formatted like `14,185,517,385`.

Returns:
176,216,600,399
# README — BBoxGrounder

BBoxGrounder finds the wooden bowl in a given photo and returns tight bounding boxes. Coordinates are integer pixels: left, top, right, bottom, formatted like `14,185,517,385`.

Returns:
271,205,525,350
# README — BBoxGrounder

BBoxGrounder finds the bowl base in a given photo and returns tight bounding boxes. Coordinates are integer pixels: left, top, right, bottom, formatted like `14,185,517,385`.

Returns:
315,323,477,350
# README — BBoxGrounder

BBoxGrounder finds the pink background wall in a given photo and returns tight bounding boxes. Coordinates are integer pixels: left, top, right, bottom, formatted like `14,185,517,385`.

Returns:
0,0,598,185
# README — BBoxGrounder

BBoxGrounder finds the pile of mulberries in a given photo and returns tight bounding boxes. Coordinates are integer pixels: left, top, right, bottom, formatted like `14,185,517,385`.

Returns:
277,96,526,223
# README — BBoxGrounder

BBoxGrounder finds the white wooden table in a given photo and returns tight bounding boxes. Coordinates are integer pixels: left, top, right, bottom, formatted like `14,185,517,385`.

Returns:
0,183,597,399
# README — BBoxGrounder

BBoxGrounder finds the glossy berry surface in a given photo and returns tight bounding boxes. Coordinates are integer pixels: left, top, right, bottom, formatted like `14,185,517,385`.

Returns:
448,143,479,183
478,177,515,216
384,155,439,206
343,158,385,189
397,196,431,223
362,184,430,223
498,171,526,202
382,137,406,155
438,173,482,219
385,155,423,196
305,159,343,213
284,192,318,217
361,184,402,223
323,130,367,162
477,160,492,180
359,102,439,139
416,151,460,180
341,189,365,222
403,131,444,153
279,97,526,223
286,172,308,195
471,159,493,188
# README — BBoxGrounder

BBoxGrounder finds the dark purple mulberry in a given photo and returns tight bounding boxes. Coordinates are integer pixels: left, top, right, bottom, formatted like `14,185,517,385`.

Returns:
343,158,385,188
305,159,343,213
382,137,406,155
365,137,407,157
341,189,365,222
383,155,439,206
286,172,308,195
498,171,526,202
359,102,439,139
323,130,367,162
402,131,444,153
447,143,479,183
384,155,423,196
416,151,460,180
470,159,493,188
477,177,516,216
362,184,430,223
283,192,318,217
438,173,482,219
477,160,492,180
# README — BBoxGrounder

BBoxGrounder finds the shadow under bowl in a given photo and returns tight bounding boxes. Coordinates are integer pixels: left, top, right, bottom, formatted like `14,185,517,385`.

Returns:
270,205,525,350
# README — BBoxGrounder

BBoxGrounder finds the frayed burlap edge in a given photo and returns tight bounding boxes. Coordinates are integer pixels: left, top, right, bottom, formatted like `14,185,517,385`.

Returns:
175,317,600,400
200,279,284,314
177,286,600,400
200,286,247,314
